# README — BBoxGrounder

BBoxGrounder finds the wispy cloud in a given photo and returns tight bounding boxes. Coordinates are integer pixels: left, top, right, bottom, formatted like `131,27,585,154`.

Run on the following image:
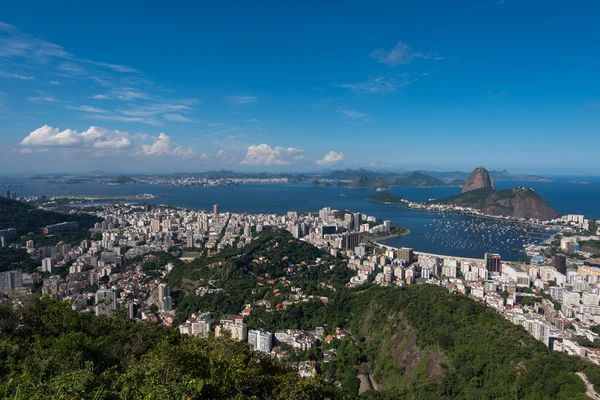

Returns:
0,70,35,80
370,41,424,66
28,95,59,103
91,94,109,100
85,60,137,73
86,114,163,126
370,41,443,66
66,105,109,113
120,103,192,117
57,61,86,76
163,113,194,122
335,74,415,94
226,95,257,105
338,109,367,119
108,87,152,101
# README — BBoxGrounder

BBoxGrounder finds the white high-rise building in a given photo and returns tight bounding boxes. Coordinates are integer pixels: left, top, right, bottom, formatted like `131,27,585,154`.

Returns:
41,257,54,273
95,287,116,316
158,283,172,312
248,329,273,353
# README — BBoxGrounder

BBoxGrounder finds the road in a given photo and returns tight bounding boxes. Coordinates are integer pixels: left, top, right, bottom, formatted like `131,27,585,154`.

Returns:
358,374,372,394
577,372,600,399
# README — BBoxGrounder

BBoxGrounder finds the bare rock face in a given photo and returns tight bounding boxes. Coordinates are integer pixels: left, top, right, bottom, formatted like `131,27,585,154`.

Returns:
462,167,495,193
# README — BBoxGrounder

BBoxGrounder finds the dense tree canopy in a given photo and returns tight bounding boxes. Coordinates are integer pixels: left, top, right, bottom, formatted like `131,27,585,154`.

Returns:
0,297,340,399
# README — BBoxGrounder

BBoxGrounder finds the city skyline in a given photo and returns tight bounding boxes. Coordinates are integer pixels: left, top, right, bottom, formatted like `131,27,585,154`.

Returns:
1,1,600,175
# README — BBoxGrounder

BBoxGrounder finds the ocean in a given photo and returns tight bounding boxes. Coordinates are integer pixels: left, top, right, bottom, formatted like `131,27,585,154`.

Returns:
1,176,599,262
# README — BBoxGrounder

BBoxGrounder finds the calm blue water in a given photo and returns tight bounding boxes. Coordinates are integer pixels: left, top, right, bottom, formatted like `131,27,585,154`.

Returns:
2,176,599,261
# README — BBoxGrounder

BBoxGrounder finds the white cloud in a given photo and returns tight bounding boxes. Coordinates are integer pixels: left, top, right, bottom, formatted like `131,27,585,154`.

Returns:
91,94,109,100
317,151,345,166
20,125,132,150
139,133,196,157
242,143,305,165
164,113,194,122
0,70,35,80
226,95,257,105
21,125,81,147
370,41,423,66
50,80,60,85
93,137,132,149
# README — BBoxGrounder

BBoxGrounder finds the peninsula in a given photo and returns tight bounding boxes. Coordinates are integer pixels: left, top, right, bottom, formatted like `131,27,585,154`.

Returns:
428,167,560,220
366,192,407,205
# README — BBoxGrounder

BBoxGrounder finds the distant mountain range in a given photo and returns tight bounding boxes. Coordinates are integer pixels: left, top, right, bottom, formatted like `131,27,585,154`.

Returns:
418,169,552,182
27,168,551,188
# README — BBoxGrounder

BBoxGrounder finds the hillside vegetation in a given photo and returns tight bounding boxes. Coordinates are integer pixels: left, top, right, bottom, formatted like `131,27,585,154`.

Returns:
163,229,600,398
0,197,101,235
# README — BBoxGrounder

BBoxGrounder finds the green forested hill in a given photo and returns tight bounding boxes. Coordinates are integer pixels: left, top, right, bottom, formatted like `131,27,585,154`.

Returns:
0,197,101,234
243,283,599,399
165,228,600,399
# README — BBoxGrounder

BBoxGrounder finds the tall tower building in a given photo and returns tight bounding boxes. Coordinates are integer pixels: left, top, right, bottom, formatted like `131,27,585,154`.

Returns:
485,253,502,275
554,255,567,274
213,204,221,215
158,283,172,312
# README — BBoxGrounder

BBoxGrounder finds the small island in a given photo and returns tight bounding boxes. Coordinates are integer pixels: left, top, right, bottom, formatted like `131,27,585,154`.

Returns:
309,180,333,187
569,180,590,185
367,192,407,205
108,175,136,184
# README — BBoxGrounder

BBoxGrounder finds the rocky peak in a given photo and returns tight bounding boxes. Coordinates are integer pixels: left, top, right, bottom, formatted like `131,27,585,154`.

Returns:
462,166,495,193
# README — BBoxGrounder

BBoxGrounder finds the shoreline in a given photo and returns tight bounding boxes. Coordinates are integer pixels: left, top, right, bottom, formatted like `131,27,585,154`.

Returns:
54,195,157,201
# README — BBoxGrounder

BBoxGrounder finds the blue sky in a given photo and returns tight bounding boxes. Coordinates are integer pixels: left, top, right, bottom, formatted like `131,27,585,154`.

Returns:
0,0,599,175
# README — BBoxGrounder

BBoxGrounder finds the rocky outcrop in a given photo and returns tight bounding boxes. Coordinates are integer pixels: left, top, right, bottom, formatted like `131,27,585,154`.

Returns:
462,167,495,193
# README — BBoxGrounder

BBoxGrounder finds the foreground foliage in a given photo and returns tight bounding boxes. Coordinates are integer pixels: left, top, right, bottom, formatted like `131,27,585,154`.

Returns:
0,297,339,399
